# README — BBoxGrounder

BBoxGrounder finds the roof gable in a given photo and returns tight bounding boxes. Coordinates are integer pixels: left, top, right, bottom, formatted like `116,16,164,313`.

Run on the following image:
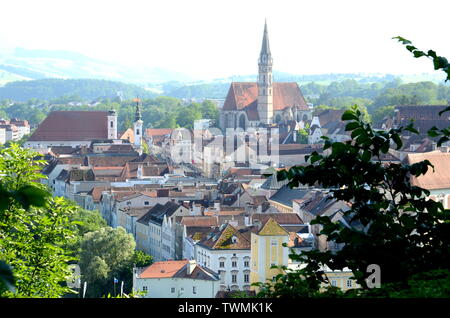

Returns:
258,217,289,236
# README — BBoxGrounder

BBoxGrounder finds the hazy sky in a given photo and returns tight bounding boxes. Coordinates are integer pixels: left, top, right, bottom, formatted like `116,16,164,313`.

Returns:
0,0,448,80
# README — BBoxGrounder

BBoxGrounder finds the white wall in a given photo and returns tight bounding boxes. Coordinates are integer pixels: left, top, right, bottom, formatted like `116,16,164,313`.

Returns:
133,276,219,298
195,245,251,291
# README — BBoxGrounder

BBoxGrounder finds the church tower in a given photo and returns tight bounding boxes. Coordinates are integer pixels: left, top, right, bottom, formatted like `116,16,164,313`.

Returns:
257,20,274,125
133,98,143,148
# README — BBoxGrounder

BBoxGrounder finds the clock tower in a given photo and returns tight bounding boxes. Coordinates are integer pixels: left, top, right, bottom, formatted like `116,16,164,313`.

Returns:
257,20,273,125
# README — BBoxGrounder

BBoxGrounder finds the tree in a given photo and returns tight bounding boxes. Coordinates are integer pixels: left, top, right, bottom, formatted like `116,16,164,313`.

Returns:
297,128,309,144
66,208,107,257
255,105,449,297
0,144,77,297
79,226,136,297
255,40,450,298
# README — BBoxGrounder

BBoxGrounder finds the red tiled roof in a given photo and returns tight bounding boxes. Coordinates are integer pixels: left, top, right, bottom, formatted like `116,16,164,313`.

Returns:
145,128,174,137
120,128,134,143
222,82,309,119
406,151,450,190
139,260,189,278
89,186,109,202
28,111,108,141
181,216,219,227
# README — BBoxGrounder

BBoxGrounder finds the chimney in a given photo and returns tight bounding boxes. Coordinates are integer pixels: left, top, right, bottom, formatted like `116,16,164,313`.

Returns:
187,260,196,275
137,164,143,179
192,204,202,215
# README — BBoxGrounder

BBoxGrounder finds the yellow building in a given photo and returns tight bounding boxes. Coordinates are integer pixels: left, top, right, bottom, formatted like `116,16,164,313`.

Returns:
250,217,290,291
250,217,359,293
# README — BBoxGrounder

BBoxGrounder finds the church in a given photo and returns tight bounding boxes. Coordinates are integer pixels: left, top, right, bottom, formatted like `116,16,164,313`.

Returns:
219,21,311,131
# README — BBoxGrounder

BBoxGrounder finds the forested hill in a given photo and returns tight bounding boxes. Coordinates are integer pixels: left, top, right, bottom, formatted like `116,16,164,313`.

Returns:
0,78,155,102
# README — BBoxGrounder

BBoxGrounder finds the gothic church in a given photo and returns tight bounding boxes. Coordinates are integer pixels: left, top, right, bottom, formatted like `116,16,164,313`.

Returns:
219,21,311,130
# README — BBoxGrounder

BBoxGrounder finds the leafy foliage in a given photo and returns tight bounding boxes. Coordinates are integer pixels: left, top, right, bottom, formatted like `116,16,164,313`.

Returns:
257,104,450,298
0,144,78,297
393,37,450,147
78,226,152,297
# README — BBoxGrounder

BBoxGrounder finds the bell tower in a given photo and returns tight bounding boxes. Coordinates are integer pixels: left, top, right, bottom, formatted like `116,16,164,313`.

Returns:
133,98,143,148
257,20,273,125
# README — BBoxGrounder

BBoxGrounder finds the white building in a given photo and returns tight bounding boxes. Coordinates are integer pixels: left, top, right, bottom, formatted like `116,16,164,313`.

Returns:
133,260,220,298
195,223,252,291
135,202,189,261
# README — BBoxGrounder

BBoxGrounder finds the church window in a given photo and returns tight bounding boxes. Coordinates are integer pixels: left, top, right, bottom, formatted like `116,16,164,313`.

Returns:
110,121,113,128
136,129,140,135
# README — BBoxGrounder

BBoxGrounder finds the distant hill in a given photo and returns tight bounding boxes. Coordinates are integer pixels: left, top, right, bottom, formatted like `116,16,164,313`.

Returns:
162,72,448,100
0,47,193,85
0,78,156,102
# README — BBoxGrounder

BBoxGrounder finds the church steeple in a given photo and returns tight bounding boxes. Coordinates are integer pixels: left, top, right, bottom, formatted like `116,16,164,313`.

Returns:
257,19,273,125
135,98,142,122
133,98,143,149
259,20,272,64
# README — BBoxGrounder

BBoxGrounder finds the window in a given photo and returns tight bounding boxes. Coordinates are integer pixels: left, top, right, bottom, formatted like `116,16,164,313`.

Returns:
136,129,140,135
219,261,225,268
142,286,148,292
232,261,237,267
347,280,352,288
110,121,113,128
144,201,149,205
244,274,249,283
193,286,197,294
244,261,249,267
171,287,175,293
232,274,237,283
271,240,278,246
331,280,337,287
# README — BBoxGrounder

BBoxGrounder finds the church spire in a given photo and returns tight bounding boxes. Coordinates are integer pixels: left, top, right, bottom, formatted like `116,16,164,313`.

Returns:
134,98,142,122
259,19,272,63
257,20,273,125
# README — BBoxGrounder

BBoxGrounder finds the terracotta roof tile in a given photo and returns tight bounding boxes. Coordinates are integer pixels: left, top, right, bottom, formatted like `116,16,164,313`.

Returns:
222,82,309,118
138,260,189,278
406,151,450,190
145,128,174,137
181,216,218,227
28,111,109,141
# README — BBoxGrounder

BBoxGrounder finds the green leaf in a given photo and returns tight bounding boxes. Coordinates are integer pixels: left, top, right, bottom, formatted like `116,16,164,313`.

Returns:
406,45,417,52
16,185,51,209
393,36,411,44
341,110,358,121
438,106,450,116
433,56,448,70
351,127,365,139
0,260,15,292
362,150,371,162
392,133,403,150
345,122,360,131
427,50,437,59
413,51,426,58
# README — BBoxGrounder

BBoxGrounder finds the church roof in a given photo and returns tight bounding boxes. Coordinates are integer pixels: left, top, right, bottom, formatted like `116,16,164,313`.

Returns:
28,111,109,141
222,82,309,120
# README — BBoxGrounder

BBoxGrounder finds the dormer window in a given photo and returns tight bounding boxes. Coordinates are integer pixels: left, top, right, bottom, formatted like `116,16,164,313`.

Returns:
231,235,238,244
